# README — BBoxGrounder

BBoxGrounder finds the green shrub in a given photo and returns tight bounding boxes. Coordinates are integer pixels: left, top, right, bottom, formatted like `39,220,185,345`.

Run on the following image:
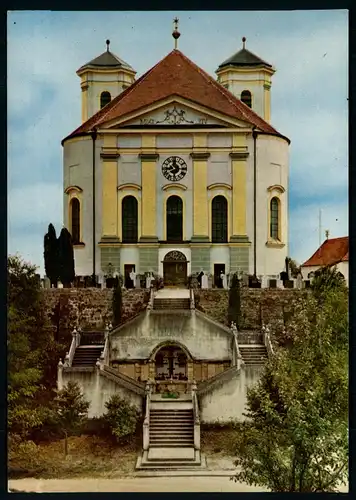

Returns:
103,394,140,443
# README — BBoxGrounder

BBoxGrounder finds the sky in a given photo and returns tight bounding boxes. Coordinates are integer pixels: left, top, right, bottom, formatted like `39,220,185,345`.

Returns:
8,10,348,275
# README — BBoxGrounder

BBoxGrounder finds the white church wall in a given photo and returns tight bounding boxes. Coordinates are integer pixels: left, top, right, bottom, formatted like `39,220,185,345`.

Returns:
117,134,142,149
245,134,289,277
110,312,232,361
156,150,193,241
157,134,193,148
62,370,142,418
207,153,231,186
207,133,232,148
225,70,267,119
210,246,230,275
118,154,141,186
63,137,103,277
120,247,140,276
199,366,262,423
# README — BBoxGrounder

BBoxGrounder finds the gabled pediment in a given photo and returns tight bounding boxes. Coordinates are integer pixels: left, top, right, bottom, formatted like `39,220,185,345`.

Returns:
104,97,252,130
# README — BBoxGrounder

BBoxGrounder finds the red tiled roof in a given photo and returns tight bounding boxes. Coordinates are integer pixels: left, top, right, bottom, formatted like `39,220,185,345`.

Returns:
63,49,288,143
302,237,349,267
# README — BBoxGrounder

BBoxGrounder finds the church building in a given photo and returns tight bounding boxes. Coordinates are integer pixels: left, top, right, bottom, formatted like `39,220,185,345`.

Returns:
62,22,290,287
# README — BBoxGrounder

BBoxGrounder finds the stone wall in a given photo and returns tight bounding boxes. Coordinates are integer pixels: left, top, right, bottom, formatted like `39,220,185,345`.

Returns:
194,288,310,329
43,288,149,342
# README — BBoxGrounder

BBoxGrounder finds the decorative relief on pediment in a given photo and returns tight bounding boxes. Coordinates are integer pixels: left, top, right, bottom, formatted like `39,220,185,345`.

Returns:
139,106,208,126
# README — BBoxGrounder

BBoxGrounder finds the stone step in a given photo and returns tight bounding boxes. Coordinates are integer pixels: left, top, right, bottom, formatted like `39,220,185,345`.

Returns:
149,443,194,448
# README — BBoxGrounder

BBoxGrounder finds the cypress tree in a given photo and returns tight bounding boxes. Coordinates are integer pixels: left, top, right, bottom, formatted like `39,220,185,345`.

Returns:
112,280,122,327
44,223,59,288
228,272,241,329
58,228,75,287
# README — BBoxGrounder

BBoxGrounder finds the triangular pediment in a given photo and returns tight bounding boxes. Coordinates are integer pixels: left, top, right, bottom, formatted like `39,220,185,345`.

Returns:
105,97,252,130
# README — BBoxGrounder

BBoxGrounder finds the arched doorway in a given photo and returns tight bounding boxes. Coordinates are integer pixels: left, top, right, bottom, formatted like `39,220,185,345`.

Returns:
163,250,187,287
155,345,188,381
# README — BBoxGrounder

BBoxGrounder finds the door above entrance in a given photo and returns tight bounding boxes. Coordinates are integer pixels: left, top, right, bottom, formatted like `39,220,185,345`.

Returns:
162,250,188,287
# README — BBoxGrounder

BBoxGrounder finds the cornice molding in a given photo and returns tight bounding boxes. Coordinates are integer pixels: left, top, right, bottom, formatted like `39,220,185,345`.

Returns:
229,152,249,160
267,184,285,194
162,183,187,191
207,183,232,191
64,185,83,195
190,152,210,160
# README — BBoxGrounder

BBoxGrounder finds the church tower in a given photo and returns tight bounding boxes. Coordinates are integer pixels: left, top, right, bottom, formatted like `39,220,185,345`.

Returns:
77,40,136,123
216,37,275,122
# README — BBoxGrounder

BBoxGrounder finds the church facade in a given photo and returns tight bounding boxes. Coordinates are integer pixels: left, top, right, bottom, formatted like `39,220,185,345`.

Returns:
62,34,290,287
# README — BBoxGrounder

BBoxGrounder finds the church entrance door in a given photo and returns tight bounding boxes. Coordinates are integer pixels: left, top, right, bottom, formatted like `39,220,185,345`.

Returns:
162,251,188,287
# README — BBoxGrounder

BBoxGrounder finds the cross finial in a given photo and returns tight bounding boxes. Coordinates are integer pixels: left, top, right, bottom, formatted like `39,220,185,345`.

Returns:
172,17,180,49
106,39,110,52
325,229,330,240
242,36,246,49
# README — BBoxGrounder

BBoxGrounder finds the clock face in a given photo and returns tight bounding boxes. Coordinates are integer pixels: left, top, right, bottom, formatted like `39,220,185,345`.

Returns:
161,156,187,182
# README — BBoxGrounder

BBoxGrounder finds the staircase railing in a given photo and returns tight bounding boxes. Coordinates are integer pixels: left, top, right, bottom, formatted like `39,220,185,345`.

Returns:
262,324,274,358
80,331,105,346
190,285,195,310
143,380,153,451
147,288,155,310
64,327,80,367
231,322,244,370
197,365,237,396
191,380,200,451
100,325,111,366
101,365,146,395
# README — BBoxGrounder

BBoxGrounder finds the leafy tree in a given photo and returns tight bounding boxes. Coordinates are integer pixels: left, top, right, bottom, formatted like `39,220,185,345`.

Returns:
103,394,140,443
311,266,346,299
228,273,241,328
232,293,348,492
7,256,48,437
8,255,66,438
54,381,90,456
58,227,75,287
112,281,122,327
43,223,59,288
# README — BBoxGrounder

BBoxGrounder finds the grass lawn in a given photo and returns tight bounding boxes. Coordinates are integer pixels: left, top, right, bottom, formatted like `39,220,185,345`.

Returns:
8,428,238,479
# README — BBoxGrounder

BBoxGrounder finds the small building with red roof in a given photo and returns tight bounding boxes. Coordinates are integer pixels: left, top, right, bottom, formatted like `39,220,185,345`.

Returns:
301,236,349,286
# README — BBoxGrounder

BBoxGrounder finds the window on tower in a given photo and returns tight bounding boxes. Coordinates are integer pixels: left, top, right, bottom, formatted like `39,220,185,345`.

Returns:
241,90,252,108
212,195,228,243
270,197,280,240
122,196,138,243
166,195,183,242
70,198,80,244
100,91,111,109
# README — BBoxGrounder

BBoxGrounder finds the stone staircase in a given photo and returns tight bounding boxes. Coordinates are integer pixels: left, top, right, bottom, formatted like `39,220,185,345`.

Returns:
149,406,194,448
136,399,204,470
72,346,103,367
153,298,190,310
239,344,268,366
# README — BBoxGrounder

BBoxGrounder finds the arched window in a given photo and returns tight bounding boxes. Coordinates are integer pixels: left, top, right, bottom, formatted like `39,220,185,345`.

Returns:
100,91,111,109
70,198,80,244
270,197,279,240
122,196,138,243
212,196,228,243
166,196,183,242
241,90,252,108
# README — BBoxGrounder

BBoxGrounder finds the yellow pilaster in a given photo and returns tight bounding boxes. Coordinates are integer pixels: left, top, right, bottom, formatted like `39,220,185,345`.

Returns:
101,135,118,237
141,134,157,237
264,82,271,122
231,133,248,237
192,134,209,238
81,77,88,123
193,160,208,236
